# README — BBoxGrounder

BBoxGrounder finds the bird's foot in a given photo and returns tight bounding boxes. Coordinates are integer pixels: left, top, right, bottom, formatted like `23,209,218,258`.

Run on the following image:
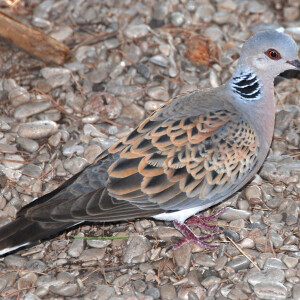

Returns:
172,208,226,250
185,207,226,230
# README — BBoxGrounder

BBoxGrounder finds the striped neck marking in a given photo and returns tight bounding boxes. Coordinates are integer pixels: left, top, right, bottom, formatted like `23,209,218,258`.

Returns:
231,71,262,101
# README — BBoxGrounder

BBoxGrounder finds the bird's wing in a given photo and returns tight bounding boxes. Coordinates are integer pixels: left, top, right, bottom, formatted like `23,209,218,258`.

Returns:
107,91,259,211
20,89,259,223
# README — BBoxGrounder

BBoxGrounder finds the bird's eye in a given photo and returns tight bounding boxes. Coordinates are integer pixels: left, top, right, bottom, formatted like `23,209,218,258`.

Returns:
265,49,281,60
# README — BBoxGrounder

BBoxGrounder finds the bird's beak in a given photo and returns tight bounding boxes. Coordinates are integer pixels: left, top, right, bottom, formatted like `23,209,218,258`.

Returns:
287,59,300,69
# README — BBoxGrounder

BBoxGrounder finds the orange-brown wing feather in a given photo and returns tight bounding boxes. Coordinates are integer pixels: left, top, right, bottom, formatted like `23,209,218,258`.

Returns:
107,107,259,211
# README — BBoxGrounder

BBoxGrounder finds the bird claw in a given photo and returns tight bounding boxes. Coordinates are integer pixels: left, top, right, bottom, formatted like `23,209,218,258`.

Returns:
185,207,226,230
172,208,226,250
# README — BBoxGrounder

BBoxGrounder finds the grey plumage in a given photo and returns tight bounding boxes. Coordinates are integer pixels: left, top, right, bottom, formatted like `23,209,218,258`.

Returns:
0,30,299,255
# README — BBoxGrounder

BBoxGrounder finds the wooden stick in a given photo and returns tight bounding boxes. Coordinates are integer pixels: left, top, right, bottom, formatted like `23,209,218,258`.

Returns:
0,11,72,65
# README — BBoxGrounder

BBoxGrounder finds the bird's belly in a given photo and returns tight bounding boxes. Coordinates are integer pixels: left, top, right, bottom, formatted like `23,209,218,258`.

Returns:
153,203,215,224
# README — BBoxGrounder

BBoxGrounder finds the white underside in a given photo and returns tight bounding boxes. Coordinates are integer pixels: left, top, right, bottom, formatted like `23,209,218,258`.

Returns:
153,205,205,223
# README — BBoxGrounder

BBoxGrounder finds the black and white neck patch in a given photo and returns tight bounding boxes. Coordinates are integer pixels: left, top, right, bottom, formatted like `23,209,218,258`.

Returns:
231,71,262,101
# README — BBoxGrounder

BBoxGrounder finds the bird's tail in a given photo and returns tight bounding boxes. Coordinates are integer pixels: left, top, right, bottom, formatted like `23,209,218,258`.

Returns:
0,217,77,256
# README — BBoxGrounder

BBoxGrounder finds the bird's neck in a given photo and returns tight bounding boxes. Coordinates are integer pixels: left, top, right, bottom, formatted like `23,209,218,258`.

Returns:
228,66,276,151
230,67,262,102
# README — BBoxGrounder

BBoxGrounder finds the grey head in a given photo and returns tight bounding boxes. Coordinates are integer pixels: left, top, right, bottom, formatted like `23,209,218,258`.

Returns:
229,30,300,102
237,30,300,79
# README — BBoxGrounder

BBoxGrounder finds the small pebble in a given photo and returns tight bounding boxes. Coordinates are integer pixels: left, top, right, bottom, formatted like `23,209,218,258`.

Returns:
86,285,115,300
136,63,151,78
133,279,147,293
25,260,47,273
223,229,240,242
280,245,299,252
41,67,70,79
156,226,183,241
125,24,149,38
0,143,17,154
145,100,164,111
193,5,215,23
48,73,71,88
254,282,287,300
4,255,27,268
14,102,51,120
217,0,237,12
16,137,39,153
201,276,221,289
48,131,62,147
79,248,105,261
160,284,177,300
84,144,103,163
18,120,58,139
187,270,201,286
63,157,89,175
89,67,109,85
215,256,228,272
149,55,169,67
50,26,73,41
174,244,192,273
227,256,251,271
283,256,298,268
247,0,268,13
49,284,78,297
267,197,284,209
220,207,251,220
123,235,151,263
283,7,300,21
286,27,300,42
0,278,7,291
245,185,261,200
113,274,131,288
68,233,84,258
248,269,285,286
193,253,216,267
3,154,25,170
204,26,223,41
9,87,30,106
62,145,84,156
237,199,249,210
122,103,145,123
284,235,298,245
145,287,160,299
17,273,38,290
269,230,284,248
23,164,42,178
293,284,300,300
104,38,120,49
240,237,255,249
147,86,169,101
170,12,185,26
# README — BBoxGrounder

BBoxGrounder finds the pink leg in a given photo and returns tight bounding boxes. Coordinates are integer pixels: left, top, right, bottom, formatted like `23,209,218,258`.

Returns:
185,207,226,231
173,221,219,250
172,208,226,250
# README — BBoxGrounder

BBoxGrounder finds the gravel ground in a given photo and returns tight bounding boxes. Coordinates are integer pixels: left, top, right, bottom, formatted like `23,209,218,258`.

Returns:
0,0,299,299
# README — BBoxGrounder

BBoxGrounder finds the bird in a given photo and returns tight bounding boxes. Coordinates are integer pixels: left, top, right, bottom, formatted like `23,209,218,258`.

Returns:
0,30,299,256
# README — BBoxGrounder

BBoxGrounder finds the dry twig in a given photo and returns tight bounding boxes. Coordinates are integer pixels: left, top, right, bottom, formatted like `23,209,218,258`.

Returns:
0,11,71,64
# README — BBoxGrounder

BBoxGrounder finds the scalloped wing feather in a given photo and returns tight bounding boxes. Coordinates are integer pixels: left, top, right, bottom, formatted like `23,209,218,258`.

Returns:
107,103,259,212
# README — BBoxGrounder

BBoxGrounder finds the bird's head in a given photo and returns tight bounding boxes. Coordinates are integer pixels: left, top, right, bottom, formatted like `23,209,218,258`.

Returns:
238,30,300,78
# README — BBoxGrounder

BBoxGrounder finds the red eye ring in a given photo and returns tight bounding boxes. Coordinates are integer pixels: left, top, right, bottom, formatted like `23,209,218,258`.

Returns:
265,49,281,60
